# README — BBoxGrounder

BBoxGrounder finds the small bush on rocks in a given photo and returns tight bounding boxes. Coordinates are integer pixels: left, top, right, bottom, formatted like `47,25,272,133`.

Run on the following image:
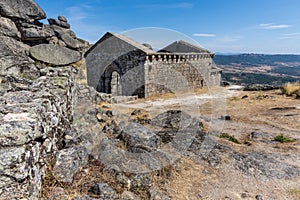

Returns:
281,82,300,98
220,133,241,144
274,134,296,143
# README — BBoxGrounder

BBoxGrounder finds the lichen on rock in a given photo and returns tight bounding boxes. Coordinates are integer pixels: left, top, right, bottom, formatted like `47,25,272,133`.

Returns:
29,44,82,65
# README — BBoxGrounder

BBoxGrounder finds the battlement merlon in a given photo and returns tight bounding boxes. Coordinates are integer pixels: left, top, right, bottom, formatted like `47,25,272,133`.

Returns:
145,53,214,64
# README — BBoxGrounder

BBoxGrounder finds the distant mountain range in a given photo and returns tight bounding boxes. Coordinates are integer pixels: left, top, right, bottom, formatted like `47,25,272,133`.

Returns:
214,54,300,85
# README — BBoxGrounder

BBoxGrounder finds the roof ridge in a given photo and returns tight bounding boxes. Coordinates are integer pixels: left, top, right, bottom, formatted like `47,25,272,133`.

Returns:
85,32,154,56
177,40,211,53
113,33,155,54
158,40,212,54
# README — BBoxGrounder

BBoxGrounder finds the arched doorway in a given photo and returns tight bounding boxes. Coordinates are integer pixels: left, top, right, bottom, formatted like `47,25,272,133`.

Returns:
111,71,122,96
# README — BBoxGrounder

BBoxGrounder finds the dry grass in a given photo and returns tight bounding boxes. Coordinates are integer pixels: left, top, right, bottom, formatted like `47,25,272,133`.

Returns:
71,59,85,70
72,59,88,84
226,90,300,131
40,154,63,199
281,82,300,98
142,86,213,102
289,188,300,200
154,158,207,200
41,158,127,200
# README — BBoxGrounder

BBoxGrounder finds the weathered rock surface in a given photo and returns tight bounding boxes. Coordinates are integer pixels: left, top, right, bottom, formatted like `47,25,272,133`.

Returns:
150,110,204,152
51,24,76,38
129,173,152,190
19,23,55,41
3,0,299,199
122,122,161,152
0,144,41,199
88,182,118,199
121,191,141,200
0,64,77,199
150,187,171,200
72,195,99,200
0,1,91,199
0,17,21,39
0,36,33,69
61,33,85,49
150,110,194,130
53,145,89,183
0,97,42,146
58,15,68,22
48,17,70,29
231,152,300,179
0,0,46,21
30,44,81,65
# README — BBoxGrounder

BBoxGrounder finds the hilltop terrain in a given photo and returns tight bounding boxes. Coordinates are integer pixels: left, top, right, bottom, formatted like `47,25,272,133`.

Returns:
215,54,300,85
0,1,300,200
107,88,300,199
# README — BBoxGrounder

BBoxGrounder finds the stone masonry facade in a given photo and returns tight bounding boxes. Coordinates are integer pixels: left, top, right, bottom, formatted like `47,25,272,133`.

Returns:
85,32,221,98
144,53,215,97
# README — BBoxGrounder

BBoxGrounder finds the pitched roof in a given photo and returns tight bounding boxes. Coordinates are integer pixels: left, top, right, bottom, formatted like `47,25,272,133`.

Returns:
85,32,155,56
158,40,211,54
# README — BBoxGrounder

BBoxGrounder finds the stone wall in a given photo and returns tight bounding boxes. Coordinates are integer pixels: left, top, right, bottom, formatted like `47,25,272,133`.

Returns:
85,33,222,98
144,53,214,97
95,50,146,97
210,68,222,86
85,34,147,92
85,34,147,97
0,66,76,199
0,1,89,199
116,51,146,97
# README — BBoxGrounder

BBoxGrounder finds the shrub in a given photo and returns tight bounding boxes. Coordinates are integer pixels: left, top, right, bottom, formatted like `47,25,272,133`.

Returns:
220,133,241,144
289,188,300,199
274,134,296,143
281,82,300,98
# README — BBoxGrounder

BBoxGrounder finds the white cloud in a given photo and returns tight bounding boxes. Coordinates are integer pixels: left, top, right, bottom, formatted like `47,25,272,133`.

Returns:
260,23,292,29
279,33,300,40
66,5,91,22
283,33,300,36
64,4,119,43
193,33,216,37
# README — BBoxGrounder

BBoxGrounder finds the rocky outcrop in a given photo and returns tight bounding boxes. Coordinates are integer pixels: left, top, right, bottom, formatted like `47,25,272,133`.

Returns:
88,182,118,199
50,24,76,38
48,16,70,29
4,0,299,199
0,17,21,39
0,1,90,199
0,0,88,49
231,152,300,179
19,23,55,41
53,145,89,183
0,65,77,199
0,0,46,22
122,122,162,152
150,110,195,130
61,33,86,49
0,36,33,70
29,44,82,65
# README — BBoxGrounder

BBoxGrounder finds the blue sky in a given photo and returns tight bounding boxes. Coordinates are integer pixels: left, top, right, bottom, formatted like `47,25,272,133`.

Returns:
35,0,300,54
